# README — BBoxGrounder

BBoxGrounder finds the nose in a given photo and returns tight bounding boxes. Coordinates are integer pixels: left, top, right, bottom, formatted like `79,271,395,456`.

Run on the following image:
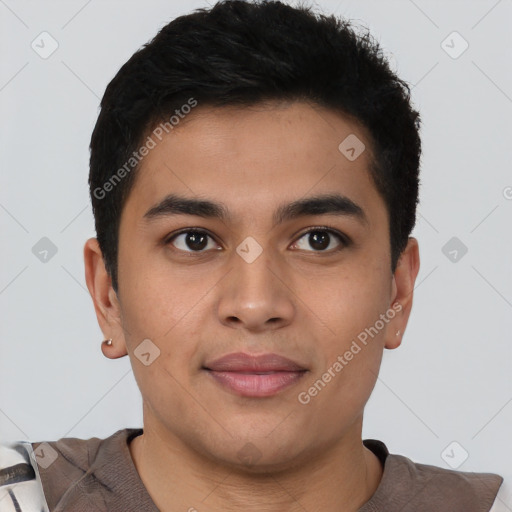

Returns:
217,249,295,333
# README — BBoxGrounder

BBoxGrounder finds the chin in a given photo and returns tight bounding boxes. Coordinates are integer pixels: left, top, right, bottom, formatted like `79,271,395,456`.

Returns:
193,430,312,475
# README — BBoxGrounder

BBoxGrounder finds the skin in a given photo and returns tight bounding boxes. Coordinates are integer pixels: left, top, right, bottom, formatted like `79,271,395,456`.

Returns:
84,101,420,512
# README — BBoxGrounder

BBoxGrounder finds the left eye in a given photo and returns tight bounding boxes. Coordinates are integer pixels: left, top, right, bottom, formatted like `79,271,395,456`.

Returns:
169,231,219,252
291,229,345,252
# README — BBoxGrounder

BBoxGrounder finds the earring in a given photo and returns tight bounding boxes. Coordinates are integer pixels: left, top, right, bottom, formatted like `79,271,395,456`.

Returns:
103,338,113,346
395,330,401,337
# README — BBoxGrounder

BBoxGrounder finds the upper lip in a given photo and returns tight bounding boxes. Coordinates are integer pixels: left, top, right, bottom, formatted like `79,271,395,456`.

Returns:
203,352,307,372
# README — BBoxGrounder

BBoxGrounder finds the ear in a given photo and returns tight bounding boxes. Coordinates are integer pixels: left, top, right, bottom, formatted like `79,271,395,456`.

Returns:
384,237,420,350
84,238,128,359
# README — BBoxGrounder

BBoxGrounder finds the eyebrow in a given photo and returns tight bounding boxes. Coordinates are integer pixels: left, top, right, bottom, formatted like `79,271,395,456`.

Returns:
143,193,368,227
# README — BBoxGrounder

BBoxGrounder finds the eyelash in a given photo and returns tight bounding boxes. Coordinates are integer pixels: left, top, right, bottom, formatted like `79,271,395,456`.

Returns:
164,226,350,254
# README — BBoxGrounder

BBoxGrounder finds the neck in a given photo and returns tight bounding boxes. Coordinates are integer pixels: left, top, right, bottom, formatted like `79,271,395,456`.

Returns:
129,418,383,512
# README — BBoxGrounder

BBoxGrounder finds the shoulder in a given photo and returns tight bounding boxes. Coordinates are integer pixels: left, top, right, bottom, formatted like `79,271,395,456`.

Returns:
363,439,504,512
0,439,49,511
489,476,510,512
29,428,142,512
0,428,142,512
388,451,503,511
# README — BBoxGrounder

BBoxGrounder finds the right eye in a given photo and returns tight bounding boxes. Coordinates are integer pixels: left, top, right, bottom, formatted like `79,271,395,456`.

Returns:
166,230,221,253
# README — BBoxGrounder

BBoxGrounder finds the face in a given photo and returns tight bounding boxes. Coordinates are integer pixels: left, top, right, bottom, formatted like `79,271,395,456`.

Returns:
86,101,419,471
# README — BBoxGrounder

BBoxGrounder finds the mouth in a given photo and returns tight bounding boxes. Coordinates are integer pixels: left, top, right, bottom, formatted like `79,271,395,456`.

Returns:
203,352,308,398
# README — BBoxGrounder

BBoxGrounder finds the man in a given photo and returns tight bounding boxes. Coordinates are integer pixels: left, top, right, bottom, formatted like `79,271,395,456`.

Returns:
0,1,504,510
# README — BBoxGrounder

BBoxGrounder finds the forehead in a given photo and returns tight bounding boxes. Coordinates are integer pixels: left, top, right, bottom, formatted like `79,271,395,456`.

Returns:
121,101,385,226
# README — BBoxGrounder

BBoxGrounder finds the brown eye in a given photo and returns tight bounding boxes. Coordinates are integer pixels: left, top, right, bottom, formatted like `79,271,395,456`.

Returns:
292,229,346,252
308,231,330,250
168,230,219,252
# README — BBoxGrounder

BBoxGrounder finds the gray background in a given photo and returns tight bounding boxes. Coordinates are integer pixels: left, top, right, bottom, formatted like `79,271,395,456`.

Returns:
1,0,511,507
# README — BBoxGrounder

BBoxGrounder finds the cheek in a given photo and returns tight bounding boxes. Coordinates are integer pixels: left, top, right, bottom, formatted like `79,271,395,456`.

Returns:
117,249,215,401
296,260,390,402
304,263,390,405
120,293,206,428
301,263,391,345
297,286,387,424
117,244,213,342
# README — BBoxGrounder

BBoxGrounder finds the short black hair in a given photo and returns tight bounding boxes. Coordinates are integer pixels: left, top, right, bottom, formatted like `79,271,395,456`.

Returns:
89,0,421,294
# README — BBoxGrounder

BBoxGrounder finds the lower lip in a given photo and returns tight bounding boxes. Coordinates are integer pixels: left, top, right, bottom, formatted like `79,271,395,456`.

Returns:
205,370,307,397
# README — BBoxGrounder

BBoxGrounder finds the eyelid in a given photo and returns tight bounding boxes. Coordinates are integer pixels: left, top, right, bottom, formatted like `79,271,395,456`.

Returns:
164,228,221,249
291,225,350,249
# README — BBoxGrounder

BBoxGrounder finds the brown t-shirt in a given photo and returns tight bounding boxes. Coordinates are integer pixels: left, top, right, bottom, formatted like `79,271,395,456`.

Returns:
23,429,503,511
